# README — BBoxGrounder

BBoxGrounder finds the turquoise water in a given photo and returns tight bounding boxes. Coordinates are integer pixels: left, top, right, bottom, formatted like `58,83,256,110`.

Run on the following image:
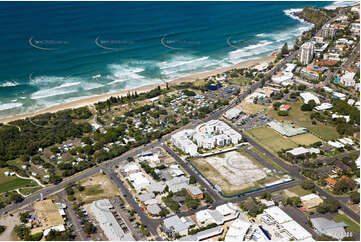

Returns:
0,1,356,118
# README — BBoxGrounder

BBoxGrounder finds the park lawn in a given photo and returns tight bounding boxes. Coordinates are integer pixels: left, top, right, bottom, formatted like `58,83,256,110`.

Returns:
334,214,360,233
0,178,37,194
289,133,322,146
0,168,37,193
245,127,298,152
19,186,41,196
287,186,312,196
240,102,268,114
230,77,252,86
266,101,339,140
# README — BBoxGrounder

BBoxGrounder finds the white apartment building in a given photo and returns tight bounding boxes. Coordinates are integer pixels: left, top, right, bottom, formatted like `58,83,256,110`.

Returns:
171,129,198,156
171,120,242,155
340,71,356,87
321,24,336,39
300,42,314,65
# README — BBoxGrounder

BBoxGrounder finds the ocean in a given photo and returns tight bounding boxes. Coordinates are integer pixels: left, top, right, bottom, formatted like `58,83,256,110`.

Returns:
0,1,356,118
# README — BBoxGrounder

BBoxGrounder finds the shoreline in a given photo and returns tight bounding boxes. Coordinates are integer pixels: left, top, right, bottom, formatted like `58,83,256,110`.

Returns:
0,55,274,124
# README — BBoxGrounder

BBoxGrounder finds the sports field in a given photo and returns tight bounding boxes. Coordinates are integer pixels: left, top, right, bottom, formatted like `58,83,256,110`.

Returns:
245,127,298,152
289,133,322,146
266,101,340,140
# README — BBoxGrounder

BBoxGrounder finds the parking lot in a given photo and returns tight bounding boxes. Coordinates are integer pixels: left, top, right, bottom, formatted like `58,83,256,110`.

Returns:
236,112,274,130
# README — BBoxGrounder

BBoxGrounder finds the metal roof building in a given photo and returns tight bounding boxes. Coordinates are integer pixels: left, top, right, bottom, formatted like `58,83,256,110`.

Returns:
311,217,349,240
90,199,134,241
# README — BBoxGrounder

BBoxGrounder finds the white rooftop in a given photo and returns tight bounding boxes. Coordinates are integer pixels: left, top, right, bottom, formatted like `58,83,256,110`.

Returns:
264,206,292,224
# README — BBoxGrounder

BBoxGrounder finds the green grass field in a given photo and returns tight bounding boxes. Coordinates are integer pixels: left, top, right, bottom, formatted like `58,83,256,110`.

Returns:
0,178,37,194
289,133,322,146
266,101,339,140
287,186,312,196
245,127,298,152
240,102,267,114
84,185,104,196
334,214,360,233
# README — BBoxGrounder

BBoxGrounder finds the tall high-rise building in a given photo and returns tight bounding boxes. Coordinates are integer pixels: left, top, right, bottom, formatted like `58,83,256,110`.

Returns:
321,24,336,39
300,42,314,65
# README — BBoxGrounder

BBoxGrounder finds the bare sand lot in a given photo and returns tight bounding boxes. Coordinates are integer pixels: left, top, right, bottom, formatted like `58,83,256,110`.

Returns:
191,150,268,195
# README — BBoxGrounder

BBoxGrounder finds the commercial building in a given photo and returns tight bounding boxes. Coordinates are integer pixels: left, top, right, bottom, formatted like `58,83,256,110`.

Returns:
286,147,310,157
311,217,350,240
262,206,312,241
163,215,189,237
31,199,65,235
321,24,336,39
300,193,323,211
267,121,307,137
90,199,134,241
128,172,151,191
300,92,320,105
332,92,346,100
223,107,242,120
181,227,224,241
122,162,140,175
166,176,190,193
224,218,252,241
300,42,314,64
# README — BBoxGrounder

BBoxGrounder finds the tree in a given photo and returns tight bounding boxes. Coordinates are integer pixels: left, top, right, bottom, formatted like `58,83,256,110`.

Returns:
317,200,340,213
0,225,5,234
301,103,313,111
189,176,196,184
350,191,360,204
261,192,272,201
14,224,30,240
19,212,31,223
277,110,289,116
84,222,97,234
273,102,282,110
301,180,316,191
333,178,356,195
281,42,289,55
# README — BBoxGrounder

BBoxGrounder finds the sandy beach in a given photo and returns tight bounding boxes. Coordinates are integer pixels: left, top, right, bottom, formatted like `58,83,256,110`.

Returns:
0,55,274,124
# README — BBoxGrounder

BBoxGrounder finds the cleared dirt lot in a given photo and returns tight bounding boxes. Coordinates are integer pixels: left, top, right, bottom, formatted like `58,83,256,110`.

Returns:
191,150,269,195
75,173,121,204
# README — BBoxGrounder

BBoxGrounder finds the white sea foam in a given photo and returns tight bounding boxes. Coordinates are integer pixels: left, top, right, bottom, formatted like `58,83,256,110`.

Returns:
283,8,306,23
228,40,274,64
325,1,358,10
55,81,81,89
0,81,19,87
82,82,104,91
107,64,145,85
158,55,221,79
0,102,22,111
31,87,78,99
